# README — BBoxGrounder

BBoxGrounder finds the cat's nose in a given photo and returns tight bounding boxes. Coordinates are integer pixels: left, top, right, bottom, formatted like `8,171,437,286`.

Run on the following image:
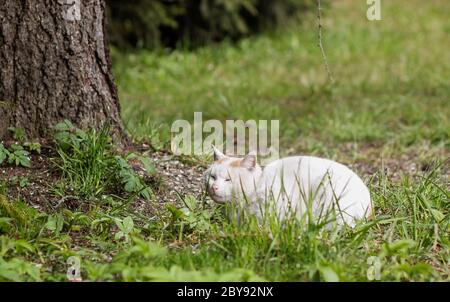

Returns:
212,185,219,191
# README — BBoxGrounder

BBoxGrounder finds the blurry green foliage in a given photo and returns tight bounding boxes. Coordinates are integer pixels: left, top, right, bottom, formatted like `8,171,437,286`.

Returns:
107,0,315,49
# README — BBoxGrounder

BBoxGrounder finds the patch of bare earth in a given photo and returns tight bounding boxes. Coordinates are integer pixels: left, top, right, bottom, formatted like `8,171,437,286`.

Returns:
0,146,208,216
338,142,449,181
127,148,207,215
0,150,60,212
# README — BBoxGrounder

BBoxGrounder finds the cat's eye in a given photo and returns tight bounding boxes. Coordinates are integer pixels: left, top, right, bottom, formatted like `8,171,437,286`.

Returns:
225,178,231,182
210,175,216,180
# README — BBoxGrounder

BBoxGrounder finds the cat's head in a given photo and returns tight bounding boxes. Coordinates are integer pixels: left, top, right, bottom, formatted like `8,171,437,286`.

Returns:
205,146,262,204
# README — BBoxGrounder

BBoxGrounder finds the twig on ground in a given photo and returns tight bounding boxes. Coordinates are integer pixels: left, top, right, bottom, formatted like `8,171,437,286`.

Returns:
54,195,78,209
317,0,335,83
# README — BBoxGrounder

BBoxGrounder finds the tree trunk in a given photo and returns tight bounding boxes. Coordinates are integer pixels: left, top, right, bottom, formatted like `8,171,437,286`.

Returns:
0,0,128,144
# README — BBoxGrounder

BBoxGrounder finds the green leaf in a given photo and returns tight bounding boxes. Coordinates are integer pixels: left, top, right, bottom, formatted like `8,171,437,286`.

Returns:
24,142,41,154
167,204,185,221
8,127,26,141
318,265,340,282
7,144,31,167
122,217,134,234
124,179,138,193
140,188,152,200
138,156,156,175
115,231,125,240
54,120,74,131
115,219,124,232
0,144,10,165
183,195,198,211
0,218,13,231
430,209,445,222
19,177,29,188
0,258,41,281
45,214,64,235
382,239,416,256
0,267,21,282
14,240,35,254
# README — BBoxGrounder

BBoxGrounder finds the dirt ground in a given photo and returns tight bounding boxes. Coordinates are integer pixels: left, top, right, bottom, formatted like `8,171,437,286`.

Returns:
1,142,448,216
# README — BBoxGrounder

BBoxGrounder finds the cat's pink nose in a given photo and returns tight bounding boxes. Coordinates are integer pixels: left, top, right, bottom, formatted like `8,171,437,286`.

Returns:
212,185,219,191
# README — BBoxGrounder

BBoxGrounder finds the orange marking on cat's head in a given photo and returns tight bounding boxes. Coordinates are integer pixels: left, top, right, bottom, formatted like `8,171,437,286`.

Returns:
229,159,242,167
217,158,228,164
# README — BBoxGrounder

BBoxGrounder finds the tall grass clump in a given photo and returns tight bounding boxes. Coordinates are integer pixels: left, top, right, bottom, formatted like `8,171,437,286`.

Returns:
52,120,154,200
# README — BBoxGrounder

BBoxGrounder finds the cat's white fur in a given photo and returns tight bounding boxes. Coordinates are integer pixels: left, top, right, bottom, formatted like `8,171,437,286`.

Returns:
205,147,372,227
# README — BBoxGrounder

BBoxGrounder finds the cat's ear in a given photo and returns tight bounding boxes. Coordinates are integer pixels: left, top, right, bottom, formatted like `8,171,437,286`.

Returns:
212,145,226,161
241,150,257,170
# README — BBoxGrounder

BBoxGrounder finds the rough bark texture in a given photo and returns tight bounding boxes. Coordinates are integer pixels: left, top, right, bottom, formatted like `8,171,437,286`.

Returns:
0,0,128,143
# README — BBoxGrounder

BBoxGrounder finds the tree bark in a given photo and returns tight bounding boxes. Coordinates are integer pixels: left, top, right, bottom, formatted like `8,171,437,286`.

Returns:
0,0,128,144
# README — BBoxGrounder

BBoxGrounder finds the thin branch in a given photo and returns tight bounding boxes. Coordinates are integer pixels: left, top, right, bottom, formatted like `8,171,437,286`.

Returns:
317,0,335,83
54,195,78,209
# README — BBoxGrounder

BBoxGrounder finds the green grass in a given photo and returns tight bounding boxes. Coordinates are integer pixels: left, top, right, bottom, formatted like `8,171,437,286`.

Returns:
115,0,449,160
51,120,155,200
0,0,449,281
0,164,448,281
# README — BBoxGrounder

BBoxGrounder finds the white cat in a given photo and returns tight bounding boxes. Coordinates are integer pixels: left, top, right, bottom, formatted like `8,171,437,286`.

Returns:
205,147,372,227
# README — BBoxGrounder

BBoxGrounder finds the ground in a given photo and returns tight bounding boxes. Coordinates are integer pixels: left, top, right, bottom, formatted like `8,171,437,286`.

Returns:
0,0,448,281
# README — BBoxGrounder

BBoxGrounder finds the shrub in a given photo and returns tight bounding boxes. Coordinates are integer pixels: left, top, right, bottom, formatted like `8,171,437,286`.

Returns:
107,0,315,49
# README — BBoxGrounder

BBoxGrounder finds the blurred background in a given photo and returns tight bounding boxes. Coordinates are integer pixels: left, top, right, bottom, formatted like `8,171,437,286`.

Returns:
107,0,315,50
108,0,449,169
